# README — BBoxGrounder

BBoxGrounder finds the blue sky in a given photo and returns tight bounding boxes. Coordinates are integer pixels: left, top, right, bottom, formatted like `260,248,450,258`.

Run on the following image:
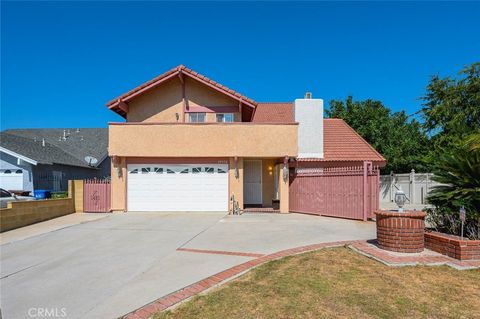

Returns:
1,1,479,130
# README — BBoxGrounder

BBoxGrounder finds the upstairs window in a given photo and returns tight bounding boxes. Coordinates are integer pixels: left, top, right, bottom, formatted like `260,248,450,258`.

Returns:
216,113,234,123
189,113,206,123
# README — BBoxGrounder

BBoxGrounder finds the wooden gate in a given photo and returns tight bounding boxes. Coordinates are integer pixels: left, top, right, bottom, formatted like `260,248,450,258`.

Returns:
83,179,111,213
289,162,379,221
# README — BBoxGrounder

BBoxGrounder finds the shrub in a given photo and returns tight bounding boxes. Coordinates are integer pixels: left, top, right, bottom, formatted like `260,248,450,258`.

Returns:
51,192,68,199
426,133,480,240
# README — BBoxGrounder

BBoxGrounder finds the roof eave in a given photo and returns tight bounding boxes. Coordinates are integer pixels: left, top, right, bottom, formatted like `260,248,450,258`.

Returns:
105,65,257,117
0,146,38,165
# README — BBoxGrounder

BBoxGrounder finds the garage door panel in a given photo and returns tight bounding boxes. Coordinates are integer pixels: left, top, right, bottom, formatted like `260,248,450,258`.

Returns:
127,164,228,212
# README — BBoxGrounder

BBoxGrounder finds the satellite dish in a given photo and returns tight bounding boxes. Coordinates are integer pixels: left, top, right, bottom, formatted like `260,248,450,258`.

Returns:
85,156,98,166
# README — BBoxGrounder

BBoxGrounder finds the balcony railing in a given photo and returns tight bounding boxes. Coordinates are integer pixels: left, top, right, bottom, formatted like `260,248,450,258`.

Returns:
109,122,298,158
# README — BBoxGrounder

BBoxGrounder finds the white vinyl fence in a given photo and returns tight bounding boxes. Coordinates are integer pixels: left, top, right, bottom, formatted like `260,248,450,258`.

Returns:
380,170,442,208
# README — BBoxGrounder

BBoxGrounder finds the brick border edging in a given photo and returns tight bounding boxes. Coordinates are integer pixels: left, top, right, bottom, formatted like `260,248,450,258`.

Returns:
176,248,265,258
123,240,355,319
350,241,480,270
425,231,480,260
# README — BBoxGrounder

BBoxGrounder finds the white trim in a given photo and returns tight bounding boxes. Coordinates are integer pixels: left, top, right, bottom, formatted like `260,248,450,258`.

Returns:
0,146,37,165
298,153,324,159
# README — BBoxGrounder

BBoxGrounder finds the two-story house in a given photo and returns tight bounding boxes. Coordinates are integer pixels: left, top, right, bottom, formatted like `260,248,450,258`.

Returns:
107,65,385,217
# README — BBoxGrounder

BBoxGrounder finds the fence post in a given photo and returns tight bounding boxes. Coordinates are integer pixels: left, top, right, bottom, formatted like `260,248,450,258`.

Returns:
73,180,84,212
410,169,415,205
389,171,394,202
363,161,368,221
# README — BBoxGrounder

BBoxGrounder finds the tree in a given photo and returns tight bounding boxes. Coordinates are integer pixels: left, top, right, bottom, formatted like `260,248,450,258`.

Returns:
326,96,429,173
420,62,480,160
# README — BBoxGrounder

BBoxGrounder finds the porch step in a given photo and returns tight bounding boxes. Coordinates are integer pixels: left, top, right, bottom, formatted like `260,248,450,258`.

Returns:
242,207,280,214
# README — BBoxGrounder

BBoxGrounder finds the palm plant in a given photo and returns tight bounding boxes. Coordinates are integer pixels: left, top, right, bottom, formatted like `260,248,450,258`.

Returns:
426,133,480,239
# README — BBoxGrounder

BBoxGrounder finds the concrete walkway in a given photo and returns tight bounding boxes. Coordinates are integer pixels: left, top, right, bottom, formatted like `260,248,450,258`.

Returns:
0,213,109,245
0,212,375,319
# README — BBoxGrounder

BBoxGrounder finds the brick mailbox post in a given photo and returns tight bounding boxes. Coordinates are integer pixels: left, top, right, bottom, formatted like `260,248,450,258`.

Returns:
375,210,426,253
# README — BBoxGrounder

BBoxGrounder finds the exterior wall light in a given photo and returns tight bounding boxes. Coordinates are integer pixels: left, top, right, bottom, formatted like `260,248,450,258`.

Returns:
234,156,239,179
282,156,289,182
394,189,407,212
112,155,122,178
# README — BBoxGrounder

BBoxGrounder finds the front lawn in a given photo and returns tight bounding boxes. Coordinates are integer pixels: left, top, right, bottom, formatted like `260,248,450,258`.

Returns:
154,247,480,319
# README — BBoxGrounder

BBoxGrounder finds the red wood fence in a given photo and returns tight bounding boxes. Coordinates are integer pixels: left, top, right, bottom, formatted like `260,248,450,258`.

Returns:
83,179,111,213
289,162,379,221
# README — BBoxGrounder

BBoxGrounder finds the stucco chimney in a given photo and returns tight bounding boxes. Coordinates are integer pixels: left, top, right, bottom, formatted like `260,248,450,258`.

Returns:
294,96,324,159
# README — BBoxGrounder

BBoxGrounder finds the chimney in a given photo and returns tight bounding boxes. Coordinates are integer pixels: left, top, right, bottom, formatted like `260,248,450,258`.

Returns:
42,138,45,147
294,93,324,159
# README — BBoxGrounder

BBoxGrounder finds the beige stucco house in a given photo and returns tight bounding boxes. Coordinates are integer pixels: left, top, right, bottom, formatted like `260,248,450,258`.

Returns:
107,65,385,217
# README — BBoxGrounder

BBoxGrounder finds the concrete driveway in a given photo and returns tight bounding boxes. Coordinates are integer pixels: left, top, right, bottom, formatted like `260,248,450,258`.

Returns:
1,212,375,319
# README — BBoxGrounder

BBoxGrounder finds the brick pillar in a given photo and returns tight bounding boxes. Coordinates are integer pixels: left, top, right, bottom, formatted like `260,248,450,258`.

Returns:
375,210,426,253
72,180,84,212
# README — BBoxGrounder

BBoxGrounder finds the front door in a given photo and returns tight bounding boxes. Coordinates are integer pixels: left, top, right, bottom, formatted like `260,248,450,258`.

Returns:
244,160,262,205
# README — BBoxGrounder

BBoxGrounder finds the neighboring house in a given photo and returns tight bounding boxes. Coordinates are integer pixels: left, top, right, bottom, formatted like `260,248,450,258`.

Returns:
0,129,110,193
107,65,385,213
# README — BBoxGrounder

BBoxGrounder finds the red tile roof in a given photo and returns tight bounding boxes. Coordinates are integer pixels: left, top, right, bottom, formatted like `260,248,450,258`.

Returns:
107,65,257,118
253,102,385,164
320,118,385,164
252,102,294,123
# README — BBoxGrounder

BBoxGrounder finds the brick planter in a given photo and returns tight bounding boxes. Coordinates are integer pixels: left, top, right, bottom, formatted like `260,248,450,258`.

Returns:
375,210,426,253
425,231,480,260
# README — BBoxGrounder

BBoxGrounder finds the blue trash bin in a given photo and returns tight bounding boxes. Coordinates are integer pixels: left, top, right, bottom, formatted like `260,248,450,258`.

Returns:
34,190,52,200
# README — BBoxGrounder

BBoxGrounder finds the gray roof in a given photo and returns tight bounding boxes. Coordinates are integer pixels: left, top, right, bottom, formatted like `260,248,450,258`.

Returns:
0,128,108,168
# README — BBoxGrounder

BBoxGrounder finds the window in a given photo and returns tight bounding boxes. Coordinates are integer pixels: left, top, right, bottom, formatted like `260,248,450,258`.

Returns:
205,167,214,174
180,168,189,174
216,113,234,122
15,169,22,174
0,189,11,198
154,168,163,174
189,113,206,123
141,167,151,174
217,168,227,173
192,167,202,174
166,169,175,174
129,169,139,174
3,170,11,174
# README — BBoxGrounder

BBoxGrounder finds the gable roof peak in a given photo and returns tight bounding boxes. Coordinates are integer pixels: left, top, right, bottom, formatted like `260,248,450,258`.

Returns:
106,65,257,118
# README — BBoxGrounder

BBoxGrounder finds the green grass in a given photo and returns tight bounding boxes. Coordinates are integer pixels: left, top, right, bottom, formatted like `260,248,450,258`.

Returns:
153,248,480,319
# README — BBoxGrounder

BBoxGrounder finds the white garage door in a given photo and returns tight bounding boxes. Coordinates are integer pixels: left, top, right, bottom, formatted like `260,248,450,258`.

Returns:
0,169,24,191
127,164,228,212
